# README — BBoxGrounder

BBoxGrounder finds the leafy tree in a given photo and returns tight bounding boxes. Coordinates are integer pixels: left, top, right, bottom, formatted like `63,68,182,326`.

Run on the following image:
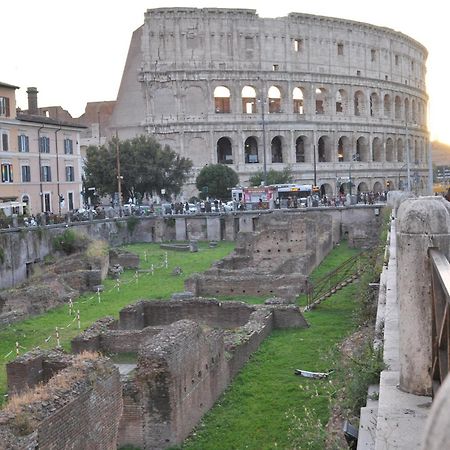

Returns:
249,167,293,186
83,135,193,203
195,164,239,200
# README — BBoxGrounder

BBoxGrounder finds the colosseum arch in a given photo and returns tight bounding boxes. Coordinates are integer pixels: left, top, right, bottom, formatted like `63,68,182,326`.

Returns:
214,86,231,113
395,96,402,119
315,87,328,114
384,94,392,118
414,139,420,163
295,135,307,162
320,183,333,196
404,98,410,123
268,86,282,113
370,92,380,117
386,137,394,162
217,137,233,164
411,99,417,123
271,136,283,163
397,138,404,162
354,90,366,116
244,136,259,163
293,87,305,114
356,136,369,162
372,137,383,162
337,136,351,162
373,181,383,193
336,89,348,114
242,86,257,114
318,135,332,162
358,181,369,193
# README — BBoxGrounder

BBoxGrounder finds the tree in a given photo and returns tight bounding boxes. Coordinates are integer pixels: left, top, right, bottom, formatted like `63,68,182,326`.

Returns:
249,167,293,186
195,164,239,200
83,135,193,203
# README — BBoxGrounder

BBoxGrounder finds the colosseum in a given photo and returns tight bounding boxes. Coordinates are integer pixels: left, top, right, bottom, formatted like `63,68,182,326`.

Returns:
110,7,429,198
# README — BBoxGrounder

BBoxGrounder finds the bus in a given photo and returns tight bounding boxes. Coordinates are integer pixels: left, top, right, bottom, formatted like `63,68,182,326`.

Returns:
271,184,313,208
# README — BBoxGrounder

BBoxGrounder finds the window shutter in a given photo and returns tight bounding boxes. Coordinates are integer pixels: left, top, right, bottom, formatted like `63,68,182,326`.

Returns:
5,98,10,117
2,133,8,151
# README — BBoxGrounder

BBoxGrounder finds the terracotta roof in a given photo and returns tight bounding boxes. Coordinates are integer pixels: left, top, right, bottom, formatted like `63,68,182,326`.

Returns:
17,113,87,129
0,81,20,89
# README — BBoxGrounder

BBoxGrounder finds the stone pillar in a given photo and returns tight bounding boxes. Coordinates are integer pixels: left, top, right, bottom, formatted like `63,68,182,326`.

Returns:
396,196,450,395
206,216,220,241
175,218,187,241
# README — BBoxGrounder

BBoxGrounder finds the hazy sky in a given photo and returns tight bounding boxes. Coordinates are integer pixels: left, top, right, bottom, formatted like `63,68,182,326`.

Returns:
3,0,449,145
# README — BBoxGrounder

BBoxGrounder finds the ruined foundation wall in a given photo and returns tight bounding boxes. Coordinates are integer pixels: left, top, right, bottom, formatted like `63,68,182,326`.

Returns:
135,320,229,449
1,354,122,450
142,299,254,328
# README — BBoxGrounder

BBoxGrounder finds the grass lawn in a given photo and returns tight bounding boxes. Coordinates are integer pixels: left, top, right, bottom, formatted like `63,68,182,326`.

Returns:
0,241,235,406
173,242,362,450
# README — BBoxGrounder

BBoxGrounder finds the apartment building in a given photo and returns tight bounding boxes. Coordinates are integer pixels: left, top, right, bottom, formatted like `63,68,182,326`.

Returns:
0,82,86,216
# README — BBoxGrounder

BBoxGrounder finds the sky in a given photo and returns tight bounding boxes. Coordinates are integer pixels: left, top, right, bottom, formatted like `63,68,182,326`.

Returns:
3,0,450,145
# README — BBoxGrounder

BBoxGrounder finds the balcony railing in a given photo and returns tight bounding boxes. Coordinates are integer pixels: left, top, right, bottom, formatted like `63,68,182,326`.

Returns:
428,248,450,396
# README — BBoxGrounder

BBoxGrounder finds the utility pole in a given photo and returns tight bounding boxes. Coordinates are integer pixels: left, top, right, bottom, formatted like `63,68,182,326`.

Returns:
116,131,122,212
260,95,267,186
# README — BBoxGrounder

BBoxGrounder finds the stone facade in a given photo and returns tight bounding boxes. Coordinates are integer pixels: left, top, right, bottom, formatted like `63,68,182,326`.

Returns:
110,8,429,198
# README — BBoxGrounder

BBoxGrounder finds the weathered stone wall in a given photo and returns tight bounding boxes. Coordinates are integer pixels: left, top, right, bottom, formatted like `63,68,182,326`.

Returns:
1,353,123,450
133,320,229,449
143,299,253,328
0,206,383,291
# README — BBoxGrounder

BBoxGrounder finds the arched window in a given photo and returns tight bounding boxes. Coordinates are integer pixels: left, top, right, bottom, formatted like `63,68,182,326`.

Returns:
315,88,327,114
217,137,233,164
411,99,417,124
356,136,369,162
404,98,410,123
271,136,283,163
336,89,347,113
337,137,345,162
318,136,331,162
372,137,383,162
354,90,365,116
386,138,394,162
370,92,380,117
358,182,369,193
295,136,307,162
242,86,257,114
214,86,231,113
395,96,402,119
268,86,281,113
384,94,391,118
293,87,305,114
373,181,383,194
397,138,404,162
414,140,420,164
244,136,259,163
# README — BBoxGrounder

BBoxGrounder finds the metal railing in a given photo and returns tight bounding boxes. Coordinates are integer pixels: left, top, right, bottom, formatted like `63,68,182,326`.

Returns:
429,248,450,396
305,248,375,310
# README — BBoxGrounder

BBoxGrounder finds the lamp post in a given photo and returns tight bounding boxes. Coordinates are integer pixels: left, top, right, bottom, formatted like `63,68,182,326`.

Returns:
258,96,268,186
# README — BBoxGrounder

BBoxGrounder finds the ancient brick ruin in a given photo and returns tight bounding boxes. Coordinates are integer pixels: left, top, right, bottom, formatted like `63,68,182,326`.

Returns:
0,350,122,449
185,211,333,300
1,298,307,449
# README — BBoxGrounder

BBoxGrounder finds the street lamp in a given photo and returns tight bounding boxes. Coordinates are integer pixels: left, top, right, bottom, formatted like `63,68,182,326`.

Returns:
349,154,359,196
257,97,267,186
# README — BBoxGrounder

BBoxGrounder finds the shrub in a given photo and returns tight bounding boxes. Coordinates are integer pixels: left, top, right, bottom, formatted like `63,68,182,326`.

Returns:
52,229,89,255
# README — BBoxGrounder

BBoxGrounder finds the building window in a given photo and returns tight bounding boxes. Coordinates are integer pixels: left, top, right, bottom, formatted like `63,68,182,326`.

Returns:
65,166,75,182
371,49,377,62
18,134,30,152
41,165,52,182
337,43,344,55
0,97,10,117
44,193,51,212
293,38,303,52
68,192,74,211
395,54,399,65
1,163,13,182
2,132,9,151
39,136,50,153
21,165,31,182
272,64,279,71
64,138,73,154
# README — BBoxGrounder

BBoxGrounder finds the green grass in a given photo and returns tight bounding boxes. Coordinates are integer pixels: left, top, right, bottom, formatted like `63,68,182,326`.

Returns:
0,241,235,406
172,243,362,450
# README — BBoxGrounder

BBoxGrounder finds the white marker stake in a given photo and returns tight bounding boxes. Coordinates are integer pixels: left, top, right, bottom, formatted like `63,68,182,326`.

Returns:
77,310,81,329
